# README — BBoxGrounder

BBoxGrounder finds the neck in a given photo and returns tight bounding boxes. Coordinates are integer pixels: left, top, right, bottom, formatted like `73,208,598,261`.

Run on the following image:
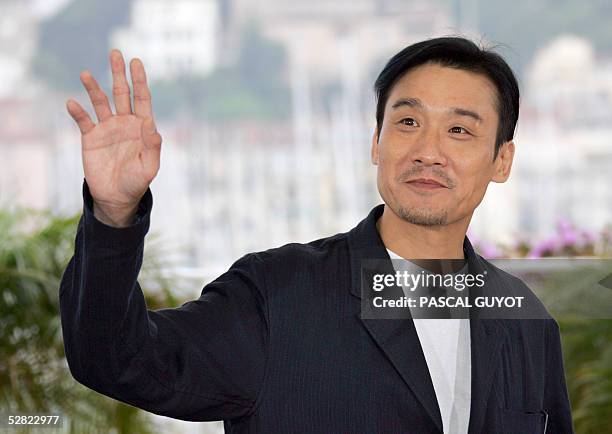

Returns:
377,204,471,260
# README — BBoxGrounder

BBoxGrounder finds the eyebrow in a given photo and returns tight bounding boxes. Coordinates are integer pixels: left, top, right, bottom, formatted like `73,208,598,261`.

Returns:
391,97,423,110
390,97,483,123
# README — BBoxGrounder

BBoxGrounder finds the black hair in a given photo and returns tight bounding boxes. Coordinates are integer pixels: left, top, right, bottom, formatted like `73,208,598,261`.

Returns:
374,36,520,160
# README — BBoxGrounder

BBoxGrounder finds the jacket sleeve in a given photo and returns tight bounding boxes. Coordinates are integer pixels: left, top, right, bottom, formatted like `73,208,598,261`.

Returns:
543,318,575,433
59,179,268,421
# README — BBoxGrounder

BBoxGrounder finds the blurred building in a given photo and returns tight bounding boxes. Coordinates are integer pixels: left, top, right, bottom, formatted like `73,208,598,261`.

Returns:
514,35,612,239
0,1,48,213
227,0,454,83
0,1,38,97
4,2,611,287
111,0,220,82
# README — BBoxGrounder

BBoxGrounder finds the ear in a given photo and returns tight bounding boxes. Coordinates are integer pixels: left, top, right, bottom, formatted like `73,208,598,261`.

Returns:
371,127,379,165
491,140,515,183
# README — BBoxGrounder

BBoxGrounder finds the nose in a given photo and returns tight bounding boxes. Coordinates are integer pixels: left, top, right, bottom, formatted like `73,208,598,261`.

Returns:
411,126,447,167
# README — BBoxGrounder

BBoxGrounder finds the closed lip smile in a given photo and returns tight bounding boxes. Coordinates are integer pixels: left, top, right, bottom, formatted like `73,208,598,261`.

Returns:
405,178,448,188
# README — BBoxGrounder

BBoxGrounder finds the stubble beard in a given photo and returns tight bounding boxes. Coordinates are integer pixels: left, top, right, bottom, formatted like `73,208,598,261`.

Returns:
395,204,449,226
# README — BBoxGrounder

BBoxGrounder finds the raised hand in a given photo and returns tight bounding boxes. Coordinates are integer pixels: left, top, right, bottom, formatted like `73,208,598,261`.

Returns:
66,49,162,227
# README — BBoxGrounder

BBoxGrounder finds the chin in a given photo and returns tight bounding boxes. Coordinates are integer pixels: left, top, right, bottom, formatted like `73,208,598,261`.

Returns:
394,204,450,227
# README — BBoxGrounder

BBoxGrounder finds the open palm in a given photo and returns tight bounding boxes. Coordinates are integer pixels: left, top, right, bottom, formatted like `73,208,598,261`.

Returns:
66,49,162,214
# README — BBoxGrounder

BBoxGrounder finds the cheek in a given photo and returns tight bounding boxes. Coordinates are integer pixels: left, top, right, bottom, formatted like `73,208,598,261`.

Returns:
454,155,494,198
376,141,403,176
377,129,415,167
376,157,398,193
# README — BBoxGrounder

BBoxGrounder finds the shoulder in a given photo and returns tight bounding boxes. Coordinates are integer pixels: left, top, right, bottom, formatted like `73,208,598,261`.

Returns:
224,230,350,288
227,230,352,301
244,230,351,270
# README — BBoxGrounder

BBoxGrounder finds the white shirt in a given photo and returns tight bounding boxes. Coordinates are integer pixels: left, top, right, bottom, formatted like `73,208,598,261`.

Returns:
387,248,471,434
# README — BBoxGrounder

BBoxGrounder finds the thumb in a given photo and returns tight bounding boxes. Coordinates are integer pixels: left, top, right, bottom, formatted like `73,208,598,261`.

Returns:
142,117,162,149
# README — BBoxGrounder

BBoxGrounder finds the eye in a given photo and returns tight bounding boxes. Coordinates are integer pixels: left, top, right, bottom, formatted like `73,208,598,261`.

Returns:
399,118,419,127
449,126,470,134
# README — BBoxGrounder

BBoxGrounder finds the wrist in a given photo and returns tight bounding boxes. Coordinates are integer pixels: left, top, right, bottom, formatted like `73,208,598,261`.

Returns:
93,201,139,228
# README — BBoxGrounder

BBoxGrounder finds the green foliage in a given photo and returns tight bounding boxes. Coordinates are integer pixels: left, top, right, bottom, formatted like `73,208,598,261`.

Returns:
0,204,181,433
559,319,612,433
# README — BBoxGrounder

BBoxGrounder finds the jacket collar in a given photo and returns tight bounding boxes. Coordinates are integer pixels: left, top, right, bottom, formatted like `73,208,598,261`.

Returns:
347,203,506,434
347,203,490,297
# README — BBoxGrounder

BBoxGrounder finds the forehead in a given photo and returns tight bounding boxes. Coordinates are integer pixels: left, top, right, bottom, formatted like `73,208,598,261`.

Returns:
386,63,499,121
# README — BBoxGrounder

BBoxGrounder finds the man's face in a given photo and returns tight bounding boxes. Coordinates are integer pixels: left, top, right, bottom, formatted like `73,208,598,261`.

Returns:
372,62,515,227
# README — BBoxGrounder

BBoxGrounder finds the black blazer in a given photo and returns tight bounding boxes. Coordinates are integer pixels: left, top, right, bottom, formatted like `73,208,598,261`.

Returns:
59,180,574,433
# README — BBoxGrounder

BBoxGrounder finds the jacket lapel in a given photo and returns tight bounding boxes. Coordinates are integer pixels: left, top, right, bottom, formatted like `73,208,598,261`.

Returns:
359,316,444,431
348,204,443,432
347,204,507,434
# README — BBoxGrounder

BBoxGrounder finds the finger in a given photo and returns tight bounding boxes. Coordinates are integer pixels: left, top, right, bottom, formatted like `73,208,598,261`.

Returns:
110,49,132,115
79,71,112,122
66,99,95,134
130,58,153,119
141,117,162,149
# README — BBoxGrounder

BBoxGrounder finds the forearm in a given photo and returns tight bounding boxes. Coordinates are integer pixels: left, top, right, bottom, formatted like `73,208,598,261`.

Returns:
59,183,153,383
58,183,214,418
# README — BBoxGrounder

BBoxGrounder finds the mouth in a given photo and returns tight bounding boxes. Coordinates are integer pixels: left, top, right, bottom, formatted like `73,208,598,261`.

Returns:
404,178,449,190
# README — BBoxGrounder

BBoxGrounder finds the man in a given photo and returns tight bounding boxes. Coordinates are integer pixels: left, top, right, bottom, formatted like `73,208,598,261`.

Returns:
60,37,574,433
